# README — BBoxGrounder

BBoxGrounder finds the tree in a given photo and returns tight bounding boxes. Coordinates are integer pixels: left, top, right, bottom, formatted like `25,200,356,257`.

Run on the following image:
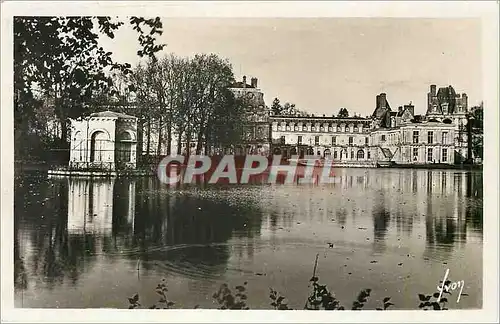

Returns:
14,16,166,159
131,53,245,156
337,108,349,118
469,103,483,162
271,98,282,115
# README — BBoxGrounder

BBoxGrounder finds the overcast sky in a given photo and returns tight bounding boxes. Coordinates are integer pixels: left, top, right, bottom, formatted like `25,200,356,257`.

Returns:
100,18,482,117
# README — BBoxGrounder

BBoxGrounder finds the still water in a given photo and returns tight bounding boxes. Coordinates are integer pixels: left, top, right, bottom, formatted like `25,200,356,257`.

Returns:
14,168,483,309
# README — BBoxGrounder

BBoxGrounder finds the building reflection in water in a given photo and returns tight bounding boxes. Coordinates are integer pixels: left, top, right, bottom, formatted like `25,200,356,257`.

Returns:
14,174,264,293
14,168,482,308
254,169,482,256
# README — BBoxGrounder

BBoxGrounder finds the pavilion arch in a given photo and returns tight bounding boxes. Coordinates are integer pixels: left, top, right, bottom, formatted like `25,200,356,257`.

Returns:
117,129,136,142
89,130,110,162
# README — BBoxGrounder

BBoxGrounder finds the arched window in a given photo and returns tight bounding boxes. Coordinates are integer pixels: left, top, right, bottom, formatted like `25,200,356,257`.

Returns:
324,149,331,157
334,151,338,159
90,131,108,162
357,149,365,160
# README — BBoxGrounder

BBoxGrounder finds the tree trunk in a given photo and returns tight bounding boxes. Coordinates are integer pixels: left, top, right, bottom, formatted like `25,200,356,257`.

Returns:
137,119,144,164
177,129,182,155
157,117,163,156
166,120,172,156
146,119,151,158
467,115,473,163
196,127,204,155
186,130,191,157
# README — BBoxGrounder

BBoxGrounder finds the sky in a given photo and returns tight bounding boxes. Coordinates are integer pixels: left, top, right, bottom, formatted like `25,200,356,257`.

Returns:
100,18,482,117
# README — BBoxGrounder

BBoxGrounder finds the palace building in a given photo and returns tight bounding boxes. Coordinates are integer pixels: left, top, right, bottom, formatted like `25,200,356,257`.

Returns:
269,87,460,167
136,76,469,167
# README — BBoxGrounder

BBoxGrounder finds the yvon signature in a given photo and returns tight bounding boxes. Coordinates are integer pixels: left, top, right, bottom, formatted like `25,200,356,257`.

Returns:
436,269,466,303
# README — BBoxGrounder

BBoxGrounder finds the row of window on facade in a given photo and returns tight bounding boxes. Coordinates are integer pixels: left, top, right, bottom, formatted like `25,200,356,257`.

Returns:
280,135,370,146
275,147,371,160
274,124,368,133
74,140,132,162
406,131,449,144
412,147,449,162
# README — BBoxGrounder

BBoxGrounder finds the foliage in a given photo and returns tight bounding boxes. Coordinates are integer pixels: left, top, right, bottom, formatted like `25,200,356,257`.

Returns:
127,277,462,311
417,280,452,311
375,297,394,310
305,275,346,310
212,282,249,310
337,107,349,118
269,288,292,310
270,97,306,116
151,279,176,309
14,16,166,159
130,53,246,156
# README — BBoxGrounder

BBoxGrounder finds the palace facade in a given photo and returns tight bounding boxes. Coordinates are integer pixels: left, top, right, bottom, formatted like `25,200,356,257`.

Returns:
139,76,470,167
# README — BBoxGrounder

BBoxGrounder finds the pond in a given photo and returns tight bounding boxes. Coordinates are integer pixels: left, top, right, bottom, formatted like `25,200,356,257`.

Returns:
14,168,483,310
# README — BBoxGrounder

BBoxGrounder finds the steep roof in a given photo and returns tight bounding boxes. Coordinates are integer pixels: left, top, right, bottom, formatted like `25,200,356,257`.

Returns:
89,110,136,119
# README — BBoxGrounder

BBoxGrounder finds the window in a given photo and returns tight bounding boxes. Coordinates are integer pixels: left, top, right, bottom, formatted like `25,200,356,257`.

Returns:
277,126,282,131
334,151,338,159
428,131,434,144
315,136,320,146
413,131,419,144
320,127,325,132
332,136,337,145
413,147,418,160
442,132,448,144
354,127,359,133
381,135,386,142
442,148,448,162
311,126,316,132
298,136,302,145
294,126,298,131
350,151,354,159
280,136,285,144
365,137,369,145
367,151,371,159
286,125,291,131
328,127,333,132
302,125,307,131
427,148,433,162
349,137,354,145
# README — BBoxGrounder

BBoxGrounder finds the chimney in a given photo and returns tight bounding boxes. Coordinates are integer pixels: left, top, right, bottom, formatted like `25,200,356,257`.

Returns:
462,93,468,109
376,94,380,108
251,77,258,88
398,106,403,113
378,93,387,109
404,102,415,116
430,84,436,96
242,76,247,88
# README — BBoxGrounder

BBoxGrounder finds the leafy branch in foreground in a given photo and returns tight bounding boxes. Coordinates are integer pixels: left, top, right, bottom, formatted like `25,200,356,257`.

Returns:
212,282,249,310
127,258,463,310
417,279,453,311
269,288,292,310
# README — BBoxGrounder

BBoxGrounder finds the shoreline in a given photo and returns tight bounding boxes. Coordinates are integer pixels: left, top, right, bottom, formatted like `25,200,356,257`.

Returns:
16,160,483,175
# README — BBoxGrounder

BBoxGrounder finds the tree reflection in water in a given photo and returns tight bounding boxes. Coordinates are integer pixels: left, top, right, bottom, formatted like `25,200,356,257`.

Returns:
14,174,264,290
